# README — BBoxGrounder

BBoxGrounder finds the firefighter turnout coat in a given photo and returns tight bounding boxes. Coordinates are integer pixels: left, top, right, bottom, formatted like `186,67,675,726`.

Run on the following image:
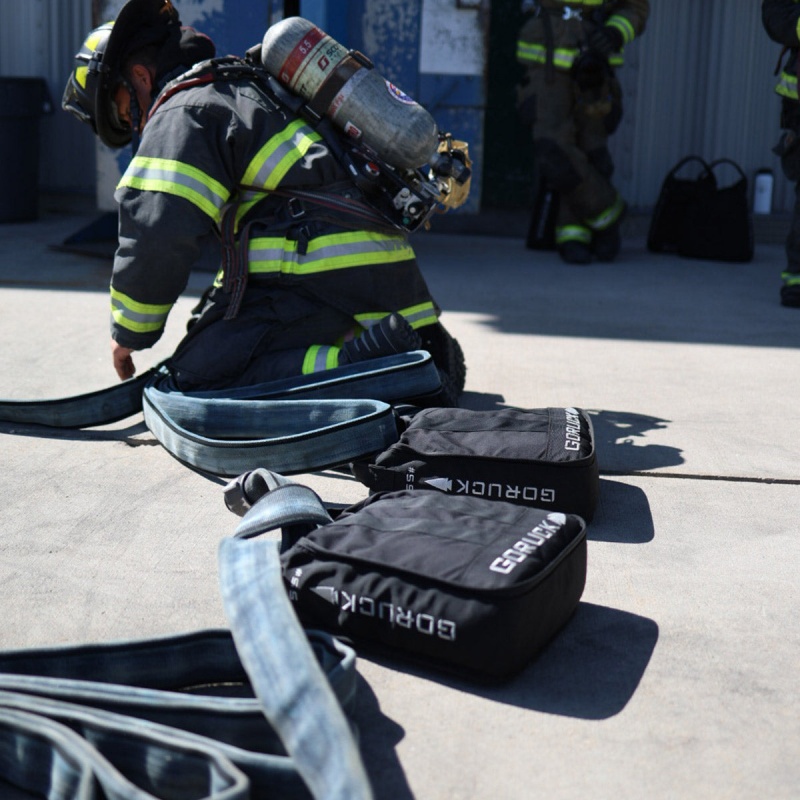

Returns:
763,0,800,102
111,61,440,390
516,0,649,248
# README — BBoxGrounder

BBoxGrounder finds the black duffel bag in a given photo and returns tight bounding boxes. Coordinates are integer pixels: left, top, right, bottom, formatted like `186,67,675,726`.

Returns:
647,155,712,254
225,472,588,682
352,406,599,522
648,155,754,263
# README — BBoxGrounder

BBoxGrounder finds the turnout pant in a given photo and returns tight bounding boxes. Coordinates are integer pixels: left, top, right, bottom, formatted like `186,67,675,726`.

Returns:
525,66,624,245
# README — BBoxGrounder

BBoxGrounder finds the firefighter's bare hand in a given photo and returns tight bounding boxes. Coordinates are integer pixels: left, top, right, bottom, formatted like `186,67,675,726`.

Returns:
111,339,136,381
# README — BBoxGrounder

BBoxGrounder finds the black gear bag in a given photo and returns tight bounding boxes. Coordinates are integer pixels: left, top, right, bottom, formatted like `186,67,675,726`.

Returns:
351,406,599,522
648,155,754,263
225,471,587,682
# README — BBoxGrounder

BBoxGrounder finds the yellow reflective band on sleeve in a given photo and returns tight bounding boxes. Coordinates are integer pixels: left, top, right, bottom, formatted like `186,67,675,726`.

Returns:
796,17,800,42
302,344,341,374
118,156,230,222
241,118,323,191
75,65,89,89
110,287,173,333
607,15,636,45
247,231,415,276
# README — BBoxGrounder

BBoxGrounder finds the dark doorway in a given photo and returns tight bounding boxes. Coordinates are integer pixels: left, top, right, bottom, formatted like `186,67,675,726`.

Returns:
482,0,536,211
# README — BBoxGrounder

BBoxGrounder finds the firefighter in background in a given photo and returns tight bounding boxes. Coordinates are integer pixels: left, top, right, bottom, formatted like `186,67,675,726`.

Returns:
61,0,465,402
762,0,800,308
516,0,649,264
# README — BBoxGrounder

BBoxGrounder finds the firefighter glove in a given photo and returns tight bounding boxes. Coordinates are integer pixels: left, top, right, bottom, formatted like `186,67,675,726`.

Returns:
587,26,624,58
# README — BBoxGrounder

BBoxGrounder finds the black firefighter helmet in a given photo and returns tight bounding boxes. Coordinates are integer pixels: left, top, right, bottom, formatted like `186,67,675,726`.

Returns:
61,0,185,148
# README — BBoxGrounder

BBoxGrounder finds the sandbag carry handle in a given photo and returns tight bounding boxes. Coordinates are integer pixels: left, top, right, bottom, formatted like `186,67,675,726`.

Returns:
703,157,748,186
665,154,712,181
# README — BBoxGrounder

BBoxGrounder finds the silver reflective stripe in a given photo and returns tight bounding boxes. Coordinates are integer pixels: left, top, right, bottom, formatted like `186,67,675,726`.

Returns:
110,289,171,334
249,232,414,276
119,156,229,221
242,119,324,190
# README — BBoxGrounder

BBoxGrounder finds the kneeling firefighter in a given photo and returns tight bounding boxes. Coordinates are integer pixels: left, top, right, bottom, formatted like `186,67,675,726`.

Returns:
62,0,469,403
516,0,649,264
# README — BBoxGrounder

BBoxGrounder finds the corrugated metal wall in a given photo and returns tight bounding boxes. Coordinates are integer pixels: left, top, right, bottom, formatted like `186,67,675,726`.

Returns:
0,0,796,213
611,0,791,213
0,0,94,194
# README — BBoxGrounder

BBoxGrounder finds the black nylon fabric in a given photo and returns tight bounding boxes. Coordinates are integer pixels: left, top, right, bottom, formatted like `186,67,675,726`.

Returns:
280,491,587,681
351,406,599,521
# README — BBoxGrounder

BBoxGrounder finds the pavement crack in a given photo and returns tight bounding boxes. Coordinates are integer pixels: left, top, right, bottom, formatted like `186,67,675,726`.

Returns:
601,470,800,485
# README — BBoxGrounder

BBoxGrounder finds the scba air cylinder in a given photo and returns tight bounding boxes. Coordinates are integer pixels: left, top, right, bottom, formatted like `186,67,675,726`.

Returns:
261,17,439,170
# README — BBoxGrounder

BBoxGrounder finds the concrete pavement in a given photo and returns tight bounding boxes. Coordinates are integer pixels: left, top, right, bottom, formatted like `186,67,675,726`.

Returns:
1,197,798,799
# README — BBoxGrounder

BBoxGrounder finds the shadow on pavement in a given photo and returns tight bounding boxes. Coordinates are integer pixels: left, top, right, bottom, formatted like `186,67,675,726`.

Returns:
483,603,659,719
588,479,654,544
352,676,416,800
590,409,684,472
361,602,658,723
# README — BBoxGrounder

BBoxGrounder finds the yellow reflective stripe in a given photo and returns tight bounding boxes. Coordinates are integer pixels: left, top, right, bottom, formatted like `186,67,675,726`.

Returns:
556,225,591,245
517,42,579,70
242,118,323,190
607,15,636,45
586,194,625,231
110,287,172,333
234,189,268,226
797,17,800,41
75,65,89,89
85,29,107,51
248,231,414,276
354,302,438,331
517,42,622,70
118,157,230,222
782,272,800,286
302,345,340,374
777,71,798,100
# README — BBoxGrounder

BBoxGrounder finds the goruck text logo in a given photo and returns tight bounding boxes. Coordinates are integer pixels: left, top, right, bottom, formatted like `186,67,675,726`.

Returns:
405,470,556,507
489,513,567,575
563,407,583,451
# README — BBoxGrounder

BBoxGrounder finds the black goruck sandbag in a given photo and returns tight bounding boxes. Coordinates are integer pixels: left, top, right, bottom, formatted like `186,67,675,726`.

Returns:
351,406,599,522
281,489,587,681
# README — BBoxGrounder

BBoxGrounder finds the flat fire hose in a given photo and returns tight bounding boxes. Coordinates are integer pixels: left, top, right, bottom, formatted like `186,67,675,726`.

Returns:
0,350,441,476
0,470,374,799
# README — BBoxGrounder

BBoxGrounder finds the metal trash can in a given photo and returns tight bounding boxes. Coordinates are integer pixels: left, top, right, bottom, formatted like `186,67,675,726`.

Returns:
0,77,53,222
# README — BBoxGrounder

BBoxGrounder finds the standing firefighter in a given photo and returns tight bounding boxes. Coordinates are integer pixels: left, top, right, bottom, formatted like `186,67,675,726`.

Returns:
61,0,466,402
516,0,649,264
763,0,800,308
